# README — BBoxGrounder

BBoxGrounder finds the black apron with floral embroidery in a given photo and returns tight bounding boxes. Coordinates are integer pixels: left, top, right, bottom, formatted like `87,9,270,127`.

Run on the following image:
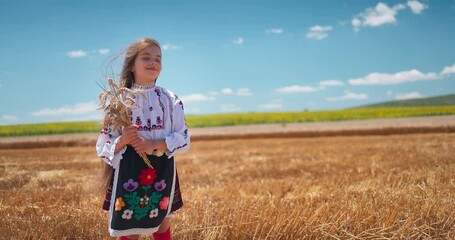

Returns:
109,146,175,235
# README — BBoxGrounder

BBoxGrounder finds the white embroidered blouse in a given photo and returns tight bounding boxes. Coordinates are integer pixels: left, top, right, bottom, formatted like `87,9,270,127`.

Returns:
96,83,190,169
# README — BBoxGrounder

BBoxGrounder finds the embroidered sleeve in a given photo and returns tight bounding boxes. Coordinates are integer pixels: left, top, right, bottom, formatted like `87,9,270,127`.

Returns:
164,95,190,158
96,124,127,169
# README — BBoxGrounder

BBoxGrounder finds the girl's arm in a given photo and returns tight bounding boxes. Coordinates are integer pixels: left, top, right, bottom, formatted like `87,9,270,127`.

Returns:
96,123,127,169
130,138,169,153
96,119,142,168
163,95,190,158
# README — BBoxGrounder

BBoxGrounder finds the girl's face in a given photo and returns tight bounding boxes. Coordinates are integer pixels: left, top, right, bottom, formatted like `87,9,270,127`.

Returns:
132,45,162,84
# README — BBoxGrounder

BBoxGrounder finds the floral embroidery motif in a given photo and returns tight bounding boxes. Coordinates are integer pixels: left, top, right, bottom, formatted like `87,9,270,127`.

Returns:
130,87,167,132
101,128,109,135
122,209,133,219
138,168,157,186
159,197,170,210
123,179,139,192
136,116,142,126
154,180,166,191
100,127,114,138
149,208,159,218
115,197,126,211
139,195,150,208
119,169,166,221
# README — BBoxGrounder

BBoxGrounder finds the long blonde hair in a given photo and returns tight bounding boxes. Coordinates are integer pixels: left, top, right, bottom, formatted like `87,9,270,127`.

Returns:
100,38,162,192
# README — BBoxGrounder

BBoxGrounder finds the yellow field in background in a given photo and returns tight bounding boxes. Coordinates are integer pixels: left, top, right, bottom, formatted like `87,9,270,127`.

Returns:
1,106,455,137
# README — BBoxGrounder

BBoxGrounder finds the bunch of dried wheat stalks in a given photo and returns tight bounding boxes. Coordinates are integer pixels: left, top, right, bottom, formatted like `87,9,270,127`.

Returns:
98,78,153,169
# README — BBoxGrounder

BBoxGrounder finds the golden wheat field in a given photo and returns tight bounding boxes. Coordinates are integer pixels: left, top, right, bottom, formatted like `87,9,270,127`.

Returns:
0,131,454,239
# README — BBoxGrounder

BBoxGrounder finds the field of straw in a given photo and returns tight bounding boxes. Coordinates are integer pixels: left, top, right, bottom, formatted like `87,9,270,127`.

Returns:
0,130,454,239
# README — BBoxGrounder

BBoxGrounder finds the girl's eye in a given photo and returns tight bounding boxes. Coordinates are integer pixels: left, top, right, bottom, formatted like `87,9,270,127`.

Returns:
142,58,150,61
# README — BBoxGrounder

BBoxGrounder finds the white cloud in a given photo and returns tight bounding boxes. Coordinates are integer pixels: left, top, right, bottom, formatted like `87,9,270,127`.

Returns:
266,28,283,34
31,101,98,116
440,64,455,76
180,94,215,103
236,88,252,96
67,50,88,58
348,69,440,85
352,2,406,31
352,18,362,29
221,88,234,94
396,91,424,100
407,0,428,14
276,85,320,93
327,91,368,101
2,114,18,121
221,104,241,112
319,79,344,87
306,25,333,40
259,99,283,110
233,37,244,45
162,44,182,51
213,88,252,96
98,48,110,55
387,90,393,96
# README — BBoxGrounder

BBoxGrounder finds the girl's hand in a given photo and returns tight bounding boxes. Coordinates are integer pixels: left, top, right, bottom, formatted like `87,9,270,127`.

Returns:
120,124,140,146
131,137,154,154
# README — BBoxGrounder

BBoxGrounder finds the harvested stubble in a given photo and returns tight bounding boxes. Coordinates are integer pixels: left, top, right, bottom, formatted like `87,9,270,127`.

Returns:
0,133,454,239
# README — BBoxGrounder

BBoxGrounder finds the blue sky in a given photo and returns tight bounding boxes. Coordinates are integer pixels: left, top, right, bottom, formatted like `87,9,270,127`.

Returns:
0,0,454,125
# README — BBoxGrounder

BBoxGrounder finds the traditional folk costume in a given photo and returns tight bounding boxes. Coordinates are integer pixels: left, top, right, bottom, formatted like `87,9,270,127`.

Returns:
96,83,190,237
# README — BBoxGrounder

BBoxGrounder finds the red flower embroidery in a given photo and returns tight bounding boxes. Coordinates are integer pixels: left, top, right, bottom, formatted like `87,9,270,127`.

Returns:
138,168,157,186
159,197,169,210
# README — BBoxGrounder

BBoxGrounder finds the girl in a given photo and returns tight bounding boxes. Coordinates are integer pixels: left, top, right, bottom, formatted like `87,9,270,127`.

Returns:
96,38,190,240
